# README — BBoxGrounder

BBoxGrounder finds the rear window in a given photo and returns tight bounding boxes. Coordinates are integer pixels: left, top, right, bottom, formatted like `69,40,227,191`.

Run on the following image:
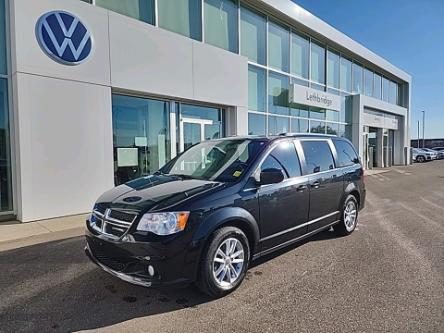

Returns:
333,139,360,167
300,140,335,174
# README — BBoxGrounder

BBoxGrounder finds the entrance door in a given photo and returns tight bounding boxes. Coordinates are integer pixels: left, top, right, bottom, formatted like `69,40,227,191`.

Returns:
180,117,215,151
178,104,224,152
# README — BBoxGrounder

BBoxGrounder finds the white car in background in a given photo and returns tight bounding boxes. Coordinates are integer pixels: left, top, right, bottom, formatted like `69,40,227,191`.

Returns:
420,148,440,160
422,148,444,159
412,148,434,163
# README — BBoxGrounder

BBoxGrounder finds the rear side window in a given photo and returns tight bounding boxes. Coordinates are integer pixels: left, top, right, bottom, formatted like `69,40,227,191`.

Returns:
333,139,360,167
261,141,302,178
300,140,335,174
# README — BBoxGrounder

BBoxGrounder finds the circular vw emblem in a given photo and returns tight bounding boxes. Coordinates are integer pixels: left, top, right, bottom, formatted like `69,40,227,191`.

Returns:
36,11,93,65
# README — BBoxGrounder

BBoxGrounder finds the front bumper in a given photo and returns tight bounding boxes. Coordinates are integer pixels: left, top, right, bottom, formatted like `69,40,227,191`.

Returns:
85,242,152,287
85,226,200,288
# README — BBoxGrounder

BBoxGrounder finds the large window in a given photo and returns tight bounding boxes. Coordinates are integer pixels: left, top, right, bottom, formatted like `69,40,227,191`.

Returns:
268,21,289,72
327,50,340,89
248,113,266,135
364,68,373,97
248,65,266,112
373,73,382,99
268,72,289,115
95,0,155,24
301,140,335,174
0,79,12,211
352,62,363,93
310,41,325,85
291,33,309,79
112,95,170,185
340,57,352,92
268,115,289,135
382,77,390,102
158,0,202,41
240,6,266,65
0,0,6,74
204,0,238,53
389,81,398,105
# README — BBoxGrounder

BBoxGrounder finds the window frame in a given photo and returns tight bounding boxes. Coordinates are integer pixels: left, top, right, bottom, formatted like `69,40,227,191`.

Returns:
331,138,360,168
254,139,303,181
295,138,337,176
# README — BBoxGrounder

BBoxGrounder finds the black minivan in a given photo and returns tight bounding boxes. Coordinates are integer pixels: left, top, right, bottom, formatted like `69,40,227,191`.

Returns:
85,134,365,296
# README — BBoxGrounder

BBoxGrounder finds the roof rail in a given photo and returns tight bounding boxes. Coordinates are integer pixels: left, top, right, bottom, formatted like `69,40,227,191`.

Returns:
277,132,337,137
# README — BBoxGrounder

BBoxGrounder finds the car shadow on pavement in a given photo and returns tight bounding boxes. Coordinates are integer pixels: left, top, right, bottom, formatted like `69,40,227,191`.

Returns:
0,237,212,333
0,228,340,332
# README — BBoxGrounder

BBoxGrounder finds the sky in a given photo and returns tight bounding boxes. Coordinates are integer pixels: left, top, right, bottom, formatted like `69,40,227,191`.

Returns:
292,0,444,139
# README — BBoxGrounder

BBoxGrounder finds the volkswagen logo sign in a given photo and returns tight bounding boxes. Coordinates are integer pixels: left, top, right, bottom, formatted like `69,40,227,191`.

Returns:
36,11,93,65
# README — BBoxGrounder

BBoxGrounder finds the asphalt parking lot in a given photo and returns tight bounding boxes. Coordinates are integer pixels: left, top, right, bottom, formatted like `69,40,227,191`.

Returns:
1,161,443,333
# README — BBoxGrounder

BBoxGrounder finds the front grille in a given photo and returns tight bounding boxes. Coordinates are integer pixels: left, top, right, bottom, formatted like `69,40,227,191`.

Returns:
108,209,137,223
90,208,139,239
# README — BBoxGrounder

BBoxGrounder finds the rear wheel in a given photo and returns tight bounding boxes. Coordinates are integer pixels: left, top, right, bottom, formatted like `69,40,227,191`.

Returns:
334,195,358,236
197,226,250,297
417,155,425,163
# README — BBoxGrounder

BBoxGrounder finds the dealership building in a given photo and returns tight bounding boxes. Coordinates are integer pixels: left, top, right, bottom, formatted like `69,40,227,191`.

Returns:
0,0,411,222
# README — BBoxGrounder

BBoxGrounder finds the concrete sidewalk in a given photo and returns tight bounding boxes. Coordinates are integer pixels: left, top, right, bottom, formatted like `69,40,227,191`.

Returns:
0,214,87,251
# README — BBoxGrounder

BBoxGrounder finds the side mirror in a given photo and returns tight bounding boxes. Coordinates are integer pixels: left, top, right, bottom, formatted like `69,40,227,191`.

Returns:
259,168,284,185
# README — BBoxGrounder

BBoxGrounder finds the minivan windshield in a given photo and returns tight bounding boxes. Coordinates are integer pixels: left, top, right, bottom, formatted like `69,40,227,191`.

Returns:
161,139,266,182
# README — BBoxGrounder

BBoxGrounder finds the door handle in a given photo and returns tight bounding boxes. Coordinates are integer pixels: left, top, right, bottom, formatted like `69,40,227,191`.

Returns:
296,184,308,192
311,181,320,189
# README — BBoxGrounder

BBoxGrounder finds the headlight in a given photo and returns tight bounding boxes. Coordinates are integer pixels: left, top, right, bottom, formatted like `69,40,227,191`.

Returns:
136,212,190,235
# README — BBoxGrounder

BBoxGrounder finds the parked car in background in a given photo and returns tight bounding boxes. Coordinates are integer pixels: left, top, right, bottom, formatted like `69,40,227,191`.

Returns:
420,148,439,160
85,134,365,296
412,148,434,162
422,148,444,159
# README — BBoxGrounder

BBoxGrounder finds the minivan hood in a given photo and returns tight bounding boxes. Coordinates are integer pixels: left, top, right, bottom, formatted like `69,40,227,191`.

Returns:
97,175,223,211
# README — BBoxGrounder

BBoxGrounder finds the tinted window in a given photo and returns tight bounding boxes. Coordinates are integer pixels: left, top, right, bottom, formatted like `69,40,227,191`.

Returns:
301,141,335,174
333,140,359,167
261,141,301,178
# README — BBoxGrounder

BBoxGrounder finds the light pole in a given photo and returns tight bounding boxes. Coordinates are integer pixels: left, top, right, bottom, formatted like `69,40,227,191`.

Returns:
417,120,420,148
422,110,425,148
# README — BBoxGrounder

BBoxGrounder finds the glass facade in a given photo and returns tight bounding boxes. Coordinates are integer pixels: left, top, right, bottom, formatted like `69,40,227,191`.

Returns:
204,0,238,53
240,6,266,65
310,41,325,85
112,95,170,185
382,77,390,102
0,0,12,213
364,68,373,97
158,0,202,41
0,79,12,212
352,62,363,93
95,0,155,24
83,0,403,109
327,50,340,89
268,21,289,72
374,73,382,99
340,57,352,92
248,65,266,112
268,72,289,115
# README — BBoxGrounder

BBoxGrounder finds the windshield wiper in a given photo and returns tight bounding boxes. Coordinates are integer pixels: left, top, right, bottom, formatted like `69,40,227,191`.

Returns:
166,173,199,180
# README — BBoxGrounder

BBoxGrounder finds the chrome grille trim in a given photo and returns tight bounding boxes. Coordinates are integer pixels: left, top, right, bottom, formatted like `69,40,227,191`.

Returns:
90,208,139,239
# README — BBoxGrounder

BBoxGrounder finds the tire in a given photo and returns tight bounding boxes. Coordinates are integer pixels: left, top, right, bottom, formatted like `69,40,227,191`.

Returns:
417,155,425,163
334,195,359,236
196,226,250,297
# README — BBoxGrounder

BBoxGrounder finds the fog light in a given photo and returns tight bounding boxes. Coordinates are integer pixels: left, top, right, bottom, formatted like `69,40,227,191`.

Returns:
148,265,155,277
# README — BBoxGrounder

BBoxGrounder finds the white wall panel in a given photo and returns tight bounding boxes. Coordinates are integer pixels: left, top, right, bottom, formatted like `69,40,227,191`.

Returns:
13,73,114,221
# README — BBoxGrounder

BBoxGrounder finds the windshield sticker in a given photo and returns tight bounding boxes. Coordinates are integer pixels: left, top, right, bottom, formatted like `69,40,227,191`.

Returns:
233,171,242,177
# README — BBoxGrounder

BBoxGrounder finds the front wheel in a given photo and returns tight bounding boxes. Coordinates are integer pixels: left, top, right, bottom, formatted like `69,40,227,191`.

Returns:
417,155,425,163
197,226,250,297
334,195,359,236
